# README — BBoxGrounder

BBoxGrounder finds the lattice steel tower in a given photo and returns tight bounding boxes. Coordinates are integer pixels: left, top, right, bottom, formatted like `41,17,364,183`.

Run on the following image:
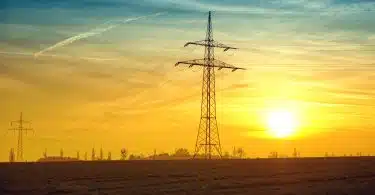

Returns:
175,11,245,159
9,112,33,161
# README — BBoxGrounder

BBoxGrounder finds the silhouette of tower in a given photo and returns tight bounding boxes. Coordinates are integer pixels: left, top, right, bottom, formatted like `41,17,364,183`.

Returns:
77,151,80,160
43,148,47,158
8,112,33,161
84,152,88,161
175,11,245,159
60,149,64,158
9,148,15,163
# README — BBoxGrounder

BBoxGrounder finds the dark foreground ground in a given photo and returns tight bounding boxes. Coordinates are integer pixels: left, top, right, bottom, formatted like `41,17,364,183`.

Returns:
1,157,375,195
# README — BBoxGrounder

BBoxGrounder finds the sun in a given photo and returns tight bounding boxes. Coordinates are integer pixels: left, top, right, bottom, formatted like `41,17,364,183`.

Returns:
267,110,297,138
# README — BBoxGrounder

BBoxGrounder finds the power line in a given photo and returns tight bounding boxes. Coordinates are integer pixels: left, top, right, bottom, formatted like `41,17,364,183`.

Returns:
233,64,375,71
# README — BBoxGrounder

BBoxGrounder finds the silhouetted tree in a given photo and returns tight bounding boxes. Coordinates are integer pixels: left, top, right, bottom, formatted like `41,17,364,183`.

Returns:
153,149,156,160
293,148,297,158
9,148,15,163
269,151,278,158
157,153,170,159
100,148,103,160
223,151,230,159
236,148,245,159
173,148,190,157
121,148,128,160
107,152,112,161
91,148,96,161
232,147,236,158
232,147,245,159
84,152,87,160
129,154,143,160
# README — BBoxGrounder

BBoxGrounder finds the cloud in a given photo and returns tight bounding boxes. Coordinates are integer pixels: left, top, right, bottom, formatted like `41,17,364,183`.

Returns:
0,51,118,61
34,12,166,57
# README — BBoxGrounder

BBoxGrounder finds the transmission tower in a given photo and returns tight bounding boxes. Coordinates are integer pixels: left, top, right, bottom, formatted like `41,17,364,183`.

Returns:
175,11,245,159
8,112,33,162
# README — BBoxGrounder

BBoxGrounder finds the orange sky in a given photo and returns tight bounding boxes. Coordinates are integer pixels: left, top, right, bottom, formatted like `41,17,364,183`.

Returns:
1,50,374,161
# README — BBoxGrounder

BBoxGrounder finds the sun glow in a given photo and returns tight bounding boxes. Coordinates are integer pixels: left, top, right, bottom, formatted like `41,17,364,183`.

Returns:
267,110,297,138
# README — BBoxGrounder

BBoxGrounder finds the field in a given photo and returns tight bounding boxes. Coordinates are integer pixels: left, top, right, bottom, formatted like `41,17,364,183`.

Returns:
1,157,375,195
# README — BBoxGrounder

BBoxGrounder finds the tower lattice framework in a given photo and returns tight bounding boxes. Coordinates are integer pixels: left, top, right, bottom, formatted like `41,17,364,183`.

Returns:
175,11,245,159
9,112,33,161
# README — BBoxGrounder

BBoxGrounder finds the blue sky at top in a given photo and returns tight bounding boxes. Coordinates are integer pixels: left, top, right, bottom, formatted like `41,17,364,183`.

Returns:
1,0,374,40
1,0,374,73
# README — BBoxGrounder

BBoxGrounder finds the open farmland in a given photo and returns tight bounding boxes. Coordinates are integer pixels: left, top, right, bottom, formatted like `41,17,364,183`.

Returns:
1,157,375,195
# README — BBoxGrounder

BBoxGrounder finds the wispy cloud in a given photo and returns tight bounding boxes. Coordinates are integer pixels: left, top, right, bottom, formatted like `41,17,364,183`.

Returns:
34,12,166,57
0,51,118,61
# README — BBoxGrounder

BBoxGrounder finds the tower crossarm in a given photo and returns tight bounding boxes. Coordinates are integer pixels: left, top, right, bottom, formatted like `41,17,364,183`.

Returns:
184,40,238,51
10,120,31,126
9,127,33,130
9,120,33,134
8,127,33,134
175,58,246,72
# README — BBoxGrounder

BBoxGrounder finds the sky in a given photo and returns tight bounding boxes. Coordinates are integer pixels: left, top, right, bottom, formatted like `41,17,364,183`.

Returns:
1,0,375,161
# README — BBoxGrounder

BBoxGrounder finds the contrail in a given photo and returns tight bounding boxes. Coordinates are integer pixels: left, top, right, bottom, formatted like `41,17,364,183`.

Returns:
34,12,166,58
0,51,117,61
